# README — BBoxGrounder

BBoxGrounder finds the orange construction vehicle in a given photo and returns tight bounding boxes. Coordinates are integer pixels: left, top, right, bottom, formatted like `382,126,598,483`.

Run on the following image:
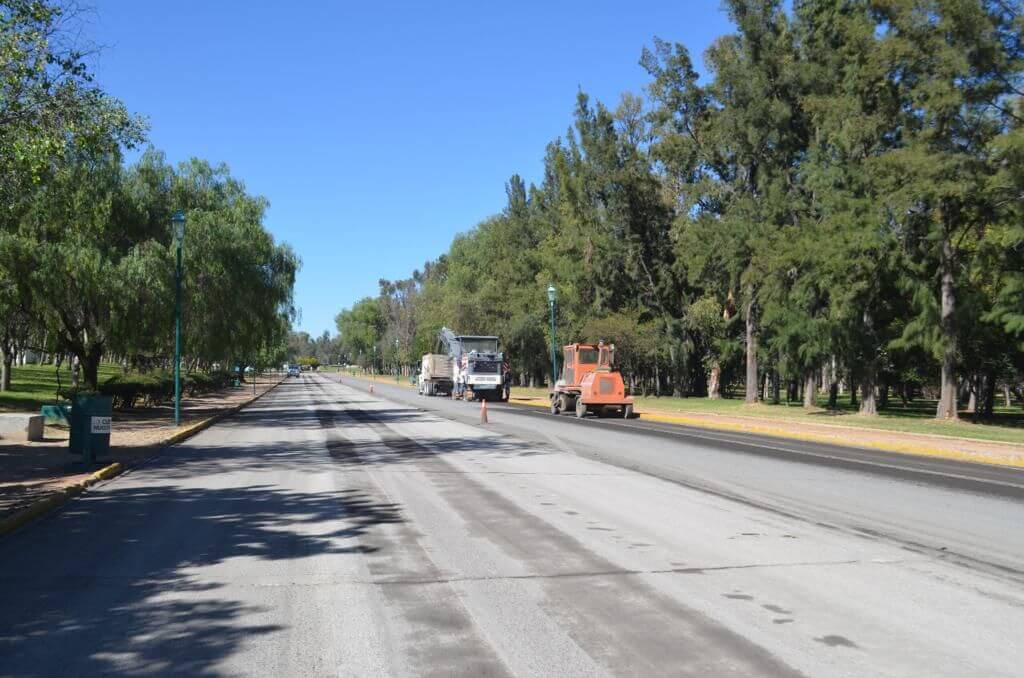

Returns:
550,342,634,419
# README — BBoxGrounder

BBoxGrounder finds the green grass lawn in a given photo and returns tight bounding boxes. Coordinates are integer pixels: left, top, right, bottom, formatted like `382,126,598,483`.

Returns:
0,363,122,412
511,385,1024,445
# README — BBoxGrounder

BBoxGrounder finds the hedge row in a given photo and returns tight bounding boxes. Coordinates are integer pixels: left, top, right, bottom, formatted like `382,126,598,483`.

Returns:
98,370,234,410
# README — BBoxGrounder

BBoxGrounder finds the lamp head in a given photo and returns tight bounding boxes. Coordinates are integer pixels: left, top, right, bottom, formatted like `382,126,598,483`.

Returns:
171,211,186,244
547,284,556,304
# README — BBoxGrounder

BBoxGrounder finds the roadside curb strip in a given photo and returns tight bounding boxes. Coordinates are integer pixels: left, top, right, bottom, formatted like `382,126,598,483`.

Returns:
0,377,284,538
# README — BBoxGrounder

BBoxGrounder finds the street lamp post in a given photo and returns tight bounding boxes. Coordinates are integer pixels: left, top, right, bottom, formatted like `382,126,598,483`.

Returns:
395,338,400,383
171,211,186,427
547,284,557,386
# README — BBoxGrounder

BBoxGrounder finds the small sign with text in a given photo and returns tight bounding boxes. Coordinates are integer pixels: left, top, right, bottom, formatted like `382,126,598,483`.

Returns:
90,416,112,434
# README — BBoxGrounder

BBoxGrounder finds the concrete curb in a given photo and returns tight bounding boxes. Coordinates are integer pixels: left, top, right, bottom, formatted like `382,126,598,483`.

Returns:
506,396,1024,469
0,377,284,538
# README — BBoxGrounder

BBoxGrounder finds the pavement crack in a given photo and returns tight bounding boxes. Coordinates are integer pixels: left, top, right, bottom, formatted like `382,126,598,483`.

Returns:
367,557,888,587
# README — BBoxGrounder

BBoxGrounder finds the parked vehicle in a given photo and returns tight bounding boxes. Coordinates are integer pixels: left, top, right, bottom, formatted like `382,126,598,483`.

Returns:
550,342,633,418
439,327,507,401
288,366,300,377
418,353,453,396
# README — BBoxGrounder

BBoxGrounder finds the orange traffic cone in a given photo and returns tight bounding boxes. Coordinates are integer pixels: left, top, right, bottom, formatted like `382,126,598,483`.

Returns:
480,399,488,424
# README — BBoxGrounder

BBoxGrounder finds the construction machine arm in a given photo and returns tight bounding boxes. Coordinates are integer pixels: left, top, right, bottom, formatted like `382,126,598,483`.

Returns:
438,327,462,363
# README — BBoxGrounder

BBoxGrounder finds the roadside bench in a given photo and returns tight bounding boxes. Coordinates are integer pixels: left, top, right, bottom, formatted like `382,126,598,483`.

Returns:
40,404,70,426
0,413,45,442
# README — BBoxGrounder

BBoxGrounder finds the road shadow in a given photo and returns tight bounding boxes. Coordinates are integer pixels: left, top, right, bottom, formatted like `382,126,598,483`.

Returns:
0,473,402,675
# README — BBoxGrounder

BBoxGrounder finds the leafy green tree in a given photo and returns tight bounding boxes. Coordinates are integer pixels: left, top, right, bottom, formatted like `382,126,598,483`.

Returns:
336,297,386,369
646,0,806,403
874,0,1024,419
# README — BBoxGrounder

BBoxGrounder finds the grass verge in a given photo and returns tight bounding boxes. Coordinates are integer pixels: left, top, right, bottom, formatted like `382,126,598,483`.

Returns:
0,363,121,412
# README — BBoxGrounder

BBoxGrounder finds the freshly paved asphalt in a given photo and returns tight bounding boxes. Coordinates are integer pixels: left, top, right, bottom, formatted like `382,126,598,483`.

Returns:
1,373,1022,676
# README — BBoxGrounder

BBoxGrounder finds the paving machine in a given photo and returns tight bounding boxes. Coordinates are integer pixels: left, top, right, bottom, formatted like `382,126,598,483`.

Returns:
550,342,634,418
439,327,508,401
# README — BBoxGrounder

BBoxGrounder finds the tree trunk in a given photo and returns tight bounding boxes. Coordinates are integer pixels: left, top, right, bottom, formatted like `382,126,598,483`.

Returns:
878,382,889,410
744,297,758,404
827,356,839,408
981,370,996,418
669,342,683,398
771,368,780,404
858,306,876,414
0,349,11,392
936,237,959,420
803,369,816,409
81,344,103,391
708,361,722,399
859,368,877,415
1004,383,1012,409
965,374,977,414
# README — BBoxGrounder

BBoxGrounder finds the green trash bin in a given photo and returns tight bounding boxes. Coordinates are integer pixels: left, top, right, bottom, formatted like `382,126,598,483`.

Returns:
69,394,112,463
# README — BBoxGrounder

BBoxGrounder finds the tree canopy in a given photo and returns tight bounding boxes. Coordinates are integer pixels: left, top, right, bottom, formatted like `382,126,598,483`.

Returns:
0,1,298,390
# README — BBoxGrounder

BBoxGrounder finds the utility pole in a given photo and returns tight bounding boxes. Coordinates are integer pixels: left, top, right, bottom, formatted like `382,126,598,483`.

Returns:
171,211,186,426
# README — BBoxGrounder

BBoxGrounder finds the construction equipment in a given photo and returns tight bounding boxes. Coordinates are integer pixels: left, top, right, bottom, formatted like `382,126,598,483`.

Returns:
549,342,634,419
438,327,508,401
418,353,453,396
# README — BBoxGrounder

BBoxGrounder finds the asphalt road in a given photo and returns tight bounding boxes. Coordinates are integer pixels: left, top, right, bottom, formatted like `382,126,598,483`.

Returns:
1,373,1022,676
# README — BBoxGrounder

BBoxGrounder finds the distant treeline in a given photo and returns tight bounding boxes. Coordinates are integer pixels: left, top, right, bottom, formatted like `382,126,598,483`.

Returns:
335,0,1024,420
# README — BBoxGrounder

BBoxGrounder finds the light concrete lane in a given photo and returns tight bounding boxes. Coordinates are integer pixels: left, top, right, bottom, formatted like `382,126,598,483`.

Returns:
336,375,1024,576
0,377,397,676
308,374,1024,678
308,376,799,677
1,374,1022,677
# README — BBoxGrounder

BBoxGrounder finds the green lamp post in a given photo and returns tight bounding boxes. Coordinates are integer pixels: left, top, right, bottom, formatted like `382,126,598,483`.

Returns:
394,338,400,383
547,284,557,386
171,211,186,426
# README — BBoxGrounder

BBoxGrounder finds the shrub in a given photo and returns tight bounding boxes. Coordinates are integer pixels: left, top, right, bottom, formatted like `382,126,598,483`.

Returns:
99,369,234,410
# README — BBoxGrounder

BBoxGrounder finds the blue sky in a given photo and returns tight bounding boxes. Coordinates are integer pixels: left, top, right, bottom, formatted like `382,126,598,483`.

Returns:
90,1,732,336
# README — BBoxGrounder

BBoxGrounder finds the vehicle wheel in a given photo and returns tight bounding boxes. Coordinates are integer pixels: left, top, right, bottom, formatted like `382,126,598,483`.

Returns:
623,404,634,419
575,398,587,418
596,406,610,418
558,394,571,414
550,397,560,415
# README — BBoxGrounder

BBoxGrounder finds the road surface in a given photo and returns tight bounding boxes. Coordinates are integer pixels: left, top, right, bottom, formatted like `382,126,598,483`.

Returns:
1,373,1022,676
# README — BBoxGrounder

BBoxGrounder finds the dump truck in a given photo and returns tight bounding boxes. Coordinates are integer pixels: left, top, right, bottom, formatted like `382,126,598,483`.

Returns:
439,327,508,401
418,353,453,396
550,342,634,418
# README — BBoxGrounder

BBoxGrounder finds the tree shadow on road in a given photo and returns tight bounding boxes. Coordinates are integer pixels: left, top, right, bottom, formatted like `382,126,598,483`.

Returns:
0,479,403,675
